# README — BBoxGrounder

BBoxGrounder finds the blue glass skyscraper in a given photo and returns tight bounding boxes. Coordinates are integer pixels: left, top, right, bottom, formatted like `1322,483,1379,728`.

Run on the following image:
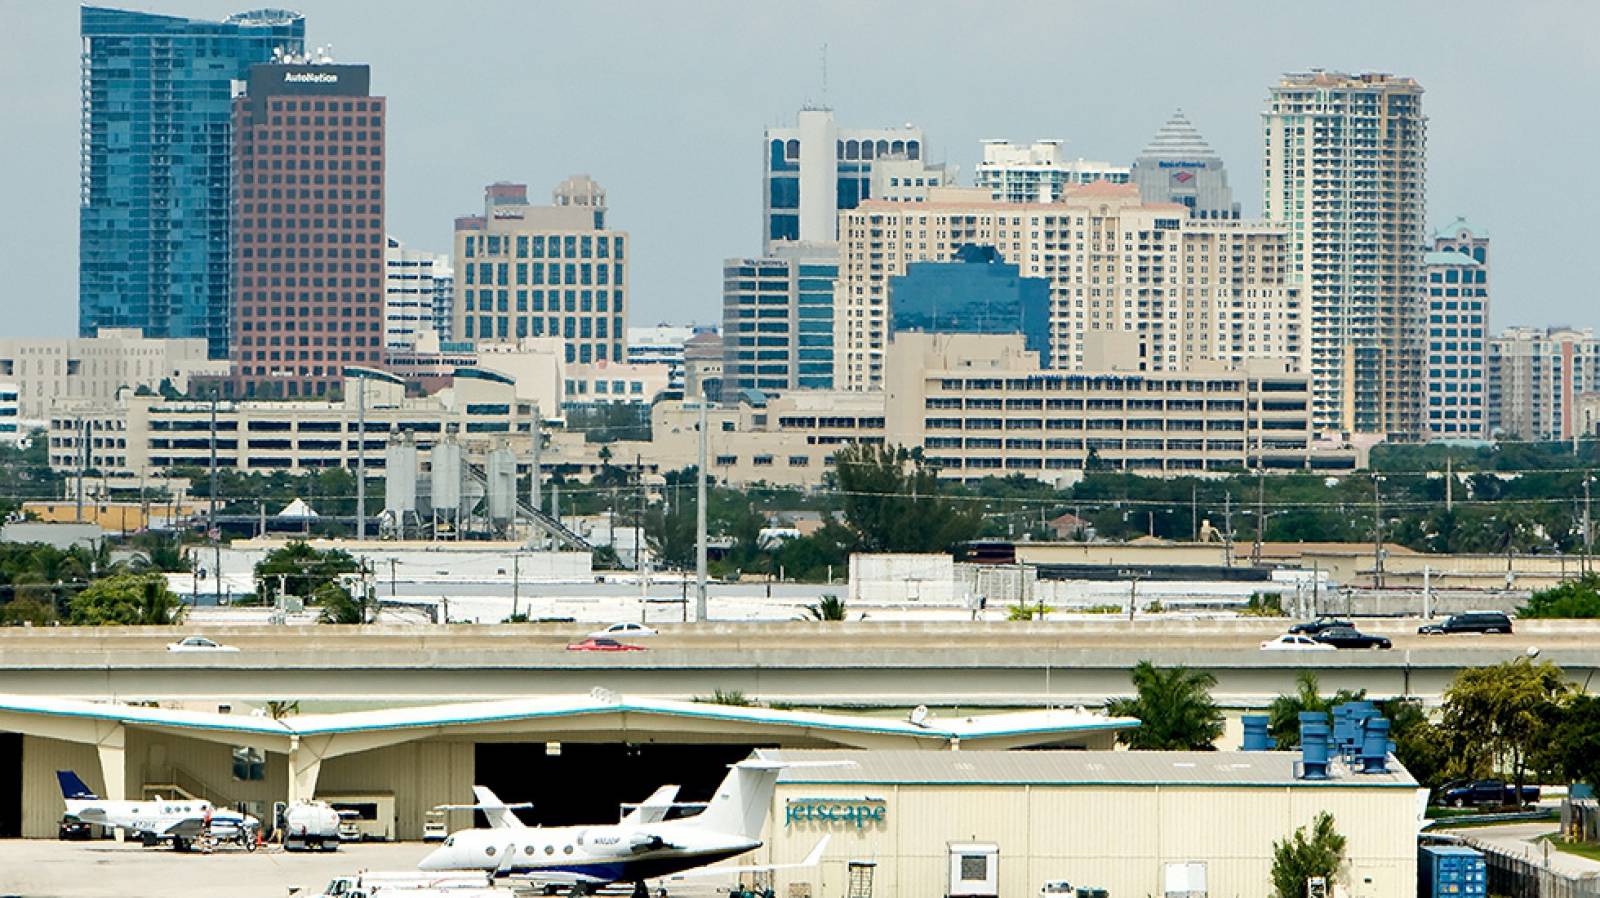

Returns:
890,245,1052,366
79,7,304,359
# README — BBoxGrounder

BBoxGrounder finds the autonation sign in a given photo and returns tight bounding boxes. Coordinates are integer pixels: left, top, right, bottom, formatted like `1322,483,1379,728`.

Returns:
784,798,887,829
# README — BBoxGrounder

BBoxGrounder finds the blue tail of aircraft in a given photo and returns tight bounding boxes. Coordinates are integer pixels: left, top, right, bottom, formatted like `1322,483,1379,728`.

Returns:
56,770,97,800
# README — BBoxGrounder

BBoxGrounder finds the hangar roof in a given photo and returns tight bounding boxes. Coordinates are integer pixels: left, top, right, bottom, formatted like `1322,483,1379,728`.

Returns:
768,749,1419,788
0,691,1137,753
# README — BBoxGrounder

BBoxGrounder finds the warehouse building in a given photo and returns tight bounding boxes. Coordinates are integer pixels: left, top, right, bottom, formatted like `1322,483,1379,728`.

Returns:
0,692,1133,840
761,749,1422,898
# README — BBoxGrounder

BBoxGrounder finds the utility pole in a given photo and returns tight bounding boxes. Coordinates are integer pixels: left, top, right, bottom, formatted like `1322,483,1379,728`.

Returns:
1251,466,1266,566
1372,473,1385,589
1584,473,1593,576
1190,483,1198,542
695,397,708,624
355,374,367,540
1445,457,1453,512
209,389,221,598
530,401,542,525
1222,491,1234,567
635,452,645,584
74,417,87,522
511,553,519,620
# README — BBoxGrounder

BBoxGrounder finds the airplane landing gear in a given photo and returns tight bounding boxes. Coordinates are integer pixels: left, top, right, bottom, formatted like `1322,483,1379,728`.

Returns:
631,882,648,898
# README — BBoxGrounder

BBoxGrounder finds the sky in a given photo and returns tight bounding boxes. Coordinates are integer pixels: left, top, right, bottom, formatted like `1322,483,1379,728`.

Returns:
1,0,1596,337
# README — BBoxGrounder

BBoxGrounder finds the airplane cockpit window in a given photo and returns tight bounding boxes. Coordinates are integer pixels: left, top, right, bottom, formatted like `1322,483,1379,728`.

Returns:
443,836,455,847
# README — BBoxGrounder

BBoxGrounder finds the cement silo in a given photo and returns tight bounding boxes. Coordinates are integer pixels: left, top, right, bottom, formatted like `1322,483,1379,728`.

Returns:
384,433,419,516
486,446,517,525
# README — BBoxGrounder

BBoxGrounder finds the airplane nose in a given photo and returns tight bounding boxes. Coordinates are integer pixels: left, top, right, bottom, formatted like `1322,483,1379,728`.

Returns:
416,848,446,870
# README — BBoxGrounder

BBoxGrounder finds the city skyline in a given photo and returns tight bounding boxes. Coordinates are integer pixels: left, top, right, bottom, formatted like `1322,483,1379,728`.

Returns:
0,0,1595,338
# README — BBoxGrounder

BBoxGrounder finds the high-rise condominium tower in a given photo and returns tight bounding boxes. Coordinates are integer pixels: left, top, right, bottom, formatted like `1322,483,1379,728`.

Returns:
1263,71,1427,438
79,7,304,360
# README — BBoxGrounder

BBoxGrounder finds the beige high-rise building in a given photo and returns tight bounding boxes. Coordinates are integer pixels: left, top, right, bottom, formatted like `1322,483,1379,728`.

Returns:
1488,327,1600,441
452,178,627,366
837,183,1302,390
0,329,227,423
1263,71,1427,439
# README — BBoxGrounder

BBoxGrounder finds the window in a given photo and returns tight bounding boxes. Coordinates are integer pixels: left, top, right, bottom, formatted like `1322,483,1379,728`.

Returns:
232,746,266,781
715,455,738,466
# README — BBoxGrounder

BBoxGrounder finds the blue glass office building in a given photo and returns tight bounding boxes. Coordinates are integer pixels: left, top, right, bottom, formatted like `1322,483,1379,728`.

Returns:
890,245,1052,365
722,255,837,394
79,7,304,359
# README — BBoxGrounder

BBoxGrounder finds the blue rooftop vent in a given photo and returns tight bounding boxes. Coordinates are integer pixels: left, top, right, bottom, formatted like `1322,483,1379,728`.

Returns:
1360,717,1392,774
1242,714,1274,751
1299,717,1331,779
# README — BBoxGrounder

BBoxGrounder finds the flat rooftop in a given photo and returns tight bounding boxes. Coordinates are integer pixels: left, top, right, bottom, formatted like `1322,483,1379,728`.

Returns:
769,748,1419,789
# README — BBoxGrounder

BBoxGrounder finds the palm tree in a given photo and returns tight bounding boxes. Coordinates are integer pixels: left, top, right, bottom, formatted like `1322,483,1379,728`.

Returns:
1267,671,1366,749
1105,660,1225,750
264,700,301,719
803,594,847,621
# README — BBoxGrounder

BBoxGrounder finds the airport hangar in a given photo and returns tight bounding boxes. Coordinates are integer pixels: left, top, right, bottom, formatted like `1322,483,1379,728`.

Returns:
0,691,1135,840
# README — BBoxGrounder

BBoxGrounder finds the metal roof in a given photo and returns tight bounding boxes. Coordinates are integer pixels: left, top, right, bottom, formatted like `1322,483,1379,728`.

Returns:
0,693,1135,749
768,749,1418,788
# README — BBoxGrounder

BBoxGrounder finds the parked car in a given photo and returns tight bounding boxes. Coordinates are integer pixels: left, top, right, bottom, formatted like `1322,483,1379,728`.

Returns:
1259,634,1337,652
1312,627,1393,650
1418,611,1513,635
1437,779,1541,808
58,817,93,840
587,622,659,640
1040,881,1074,898
165,636,239,652
1287,617,1355,635
566,638,648,652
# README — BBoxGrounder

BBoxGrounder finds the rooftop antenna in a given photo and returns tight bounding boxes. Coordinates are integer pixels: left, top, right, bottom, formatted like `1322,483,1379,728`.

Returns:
820,43,829,109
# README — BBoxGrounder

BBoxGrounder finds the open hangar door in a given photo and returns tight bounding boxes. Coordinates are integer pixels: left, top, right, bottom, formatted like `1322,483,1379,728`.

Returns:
474,742,768,827
0,732,20,837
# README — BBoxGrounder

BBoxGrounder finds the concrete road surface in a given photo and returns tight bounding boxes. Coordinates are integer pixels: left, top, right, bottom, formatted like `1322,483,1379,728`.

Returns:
1442,821,1600,876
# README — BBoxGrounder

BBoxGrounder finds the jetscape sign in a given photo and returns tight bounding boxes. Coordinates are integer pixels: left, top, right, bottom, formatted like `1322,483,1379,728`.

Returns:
784,798,887,829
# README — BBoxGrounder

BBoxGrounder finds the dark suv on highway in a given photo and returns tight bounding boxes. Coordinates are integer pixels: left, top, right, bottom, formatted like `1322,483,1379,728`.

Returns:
1418,611,1513,635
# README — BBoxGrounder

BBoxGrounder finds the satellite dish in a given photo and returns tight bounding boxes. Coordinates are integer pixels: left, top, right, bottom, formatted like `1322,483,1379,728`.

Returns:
908,705,929,727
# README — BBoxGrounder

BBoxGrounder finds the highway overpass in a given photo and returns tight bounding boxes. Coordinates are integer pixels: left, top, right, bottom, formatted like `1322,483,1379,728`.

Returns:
1,620,1596,708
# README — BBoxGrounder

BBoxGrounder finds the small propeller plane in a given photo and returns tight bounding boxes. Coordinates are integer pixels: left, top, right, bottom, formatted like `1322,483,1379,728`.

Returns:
56,770,259,851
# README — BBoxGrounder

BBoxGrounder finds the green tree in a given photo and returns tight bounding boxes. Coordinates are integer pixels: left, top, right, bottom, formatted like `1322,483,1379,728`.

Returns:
1547,694,1600,790
831,444,981,553
0,595,56,626
254,541,360,602
1105,661,1224,750
1441,659,1572,801
1380,699,1453,791
1267,672,1367,749
314,581,365,625
1518,575,1600,619
1270,812,1348,898
644,499,697,570
802,594,846,621
67,573,186,626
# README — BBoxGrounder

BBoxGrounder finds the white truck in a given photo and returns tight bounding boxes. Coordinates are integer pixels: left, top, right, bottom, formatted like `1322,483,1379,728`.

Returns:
280,800,343,851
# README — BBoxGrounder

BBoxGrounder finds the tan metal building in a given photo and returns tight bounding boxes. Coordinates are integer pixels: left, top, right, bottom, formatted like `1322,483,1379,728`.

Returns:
762,749,1421,898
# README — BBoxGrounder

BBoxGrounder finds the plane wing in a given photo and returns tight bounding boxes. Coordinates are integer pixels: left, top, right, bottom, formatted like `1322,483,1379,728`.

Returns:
662,836,830,882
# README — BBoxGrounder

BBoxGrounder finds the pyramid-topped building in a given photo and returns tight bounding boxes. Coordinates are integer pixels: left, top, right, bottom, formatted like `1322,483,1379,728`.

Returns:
1131,109,1239,219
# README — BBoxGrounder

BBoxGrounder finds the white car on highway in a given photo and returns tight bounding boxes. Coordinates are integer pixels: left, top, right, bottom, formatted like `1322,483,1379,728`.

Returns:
165,636,239,653
587,622,658,639
1259,634,1336,652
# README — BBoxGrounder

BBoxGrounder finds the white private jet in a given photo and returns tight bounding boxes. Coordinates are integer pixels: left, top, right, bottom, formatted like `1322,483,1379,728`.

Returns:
435,785,684,830
57,770,260,851
418,754,837,898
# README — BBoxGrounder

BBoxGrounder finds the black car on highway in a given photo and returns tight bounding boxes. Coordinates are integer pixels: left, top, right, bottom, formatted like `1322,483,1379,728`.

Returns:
1311,626,1392,650
1287,617,1354,635
1438,779,1541,808
1417,611,1513,635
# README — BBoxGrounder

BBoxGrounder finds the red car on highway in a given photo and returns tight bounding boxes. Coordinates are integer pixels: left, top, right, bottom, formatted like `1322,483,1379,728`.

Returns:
566,637,648,652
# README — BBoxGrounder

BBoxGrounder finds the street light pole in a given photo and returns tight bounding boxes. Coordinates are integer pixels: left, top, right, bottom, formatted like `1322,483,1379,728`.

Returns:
1372,474,1386,589
695,396,708,624
355,374,367,540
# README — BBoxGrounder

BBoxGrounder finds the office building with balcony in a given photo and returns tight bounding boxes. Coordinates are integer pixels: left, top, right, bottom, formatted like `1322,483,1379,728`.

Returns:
974,140,1130,204
452,178,627,367
1488,327,1600,441
1424,219,1490,440
838,184,1302,390
385,236,453,351
79,7,305,359
230,57,387,398
1263,71,1428,438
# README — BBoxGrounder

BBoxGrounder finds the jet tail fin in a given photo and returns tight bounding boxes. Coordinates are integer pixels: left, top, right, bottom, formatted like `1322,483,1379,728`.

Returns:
56,770,97,801
621,785,681,824
471,786,525,830
694,754,855,842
